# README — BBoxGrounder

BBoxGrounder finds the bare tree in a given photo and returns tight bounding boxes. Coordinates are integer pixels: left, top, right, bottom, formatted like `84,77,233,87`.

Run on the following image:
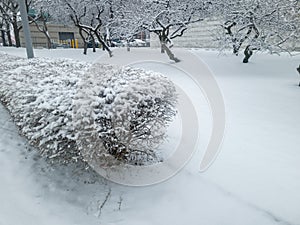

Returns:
215,0,300,63
28,7,52,49
140,0,210,62
37,0,113,55
111,0,210,61
0,0,16,46
63,0,113,56
0,0,35,47
108,0,146,51
0,1,13,46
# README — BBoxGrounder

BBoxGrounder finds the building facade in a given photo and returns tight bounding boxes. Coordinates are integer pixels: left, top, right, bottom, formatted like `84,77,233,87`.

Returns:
20,23,84,49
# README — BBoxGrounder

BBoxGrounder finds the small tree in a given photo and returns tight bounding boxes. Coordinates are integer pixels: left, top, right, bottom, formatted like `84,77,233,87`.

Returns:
0,0,22,47
0,0,36,48
216,0,300,63
117,0,210,62
41,0,113,55
143,0,209,62
28,7,52,49
109,0,145,52
63,0,113,56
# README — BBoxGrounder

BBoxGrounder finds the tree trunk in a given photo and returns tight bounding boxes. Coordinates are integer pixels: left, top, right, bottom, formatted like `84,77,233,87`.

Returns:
161,43,180,62
243,45,253,63
6,23,12,46
94,31,112,57
6,31,12,46
126,39,130,52
160,43,165,53
43,21,51,49
159,34,165,53
43,25,52,49
78,27,88,55
46,34,51,49
83,42,88,55
90,35,96,52
297,65,300,87
159,33,169,54
92,41,96,52
13,26,21,47
12,15,21,47
1,28,7,46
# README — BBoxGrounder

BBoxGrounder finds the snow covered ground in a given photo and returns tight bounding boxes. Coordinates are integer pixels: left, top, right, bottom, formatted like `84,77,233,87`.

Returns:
0,46,300,225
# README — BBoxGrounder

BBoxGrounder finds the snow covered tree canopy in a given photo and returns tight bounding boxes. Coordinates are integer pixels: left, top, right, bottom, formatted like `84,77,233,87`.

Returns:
34,0,114,55
74,64,177,166
120,0,212,61
29,0,299,62
32,0,213,60
0,52,177,166
214,0,300,62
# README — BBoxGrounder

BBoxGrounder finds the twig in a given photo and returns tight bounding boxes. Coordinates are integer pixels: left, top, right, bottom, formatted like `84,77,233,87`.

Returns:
97,188,111,218
117,196,123,211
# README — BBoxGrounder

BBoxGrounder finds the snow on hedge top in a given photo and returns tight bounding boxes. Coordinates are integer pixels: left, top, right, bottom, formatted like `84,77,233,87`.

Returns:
0,51,89,163
74,63,177,166
0,52,177,166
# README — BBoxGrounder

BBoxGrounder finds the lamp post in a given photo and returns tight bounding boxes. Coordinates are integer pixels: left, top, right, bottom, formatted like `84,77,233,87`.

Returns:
18,0,34,58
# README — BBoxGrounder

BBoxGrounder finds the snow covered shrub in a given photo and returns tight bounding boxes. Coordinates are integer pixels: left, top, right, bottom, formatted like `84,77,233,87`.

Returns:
0,52,177,167
74,64,177,166
0,52,88,164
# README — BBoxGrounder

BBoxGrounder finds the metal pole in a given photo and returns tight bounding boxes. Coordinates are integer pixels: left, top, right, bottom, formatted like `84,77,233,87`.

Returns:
18,0,34,58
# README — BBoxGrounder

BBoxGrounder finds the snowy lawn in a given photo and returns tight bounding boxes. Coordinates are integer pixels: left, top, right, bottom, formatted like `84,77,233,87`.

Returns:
0,47,300,225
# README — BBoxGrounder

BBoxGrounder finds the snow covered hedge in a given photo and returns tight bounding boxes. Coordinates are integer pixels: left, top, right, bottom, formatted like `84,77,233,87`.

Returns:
74,64,177,166
0,52,177,166
0,52,87,164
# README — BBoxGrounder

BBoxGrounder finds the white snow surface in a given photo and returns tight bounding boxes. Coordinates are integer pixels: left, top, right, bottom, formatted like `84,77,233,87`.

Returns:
0,47,300,225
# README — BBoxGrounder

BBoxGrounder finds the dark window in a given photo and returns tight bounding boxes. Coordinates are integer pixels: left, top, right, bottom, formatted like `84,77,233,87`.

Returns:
59,32,75,41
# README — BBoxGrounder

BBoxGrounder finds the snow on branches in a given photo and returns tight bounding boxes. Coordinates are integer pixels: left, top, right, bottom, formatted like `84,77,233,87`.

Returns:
0,0,26,47
215,0,300,63
74,64,177,166
0,52,177,167
40,0,113,55
140,0,210,62
112,0,211,62
0,52,86,163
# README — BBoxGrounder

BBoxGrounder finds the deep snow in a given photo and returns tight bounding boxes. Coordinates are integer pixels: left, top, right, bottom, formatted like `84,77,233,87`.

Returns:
0,47,300,225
